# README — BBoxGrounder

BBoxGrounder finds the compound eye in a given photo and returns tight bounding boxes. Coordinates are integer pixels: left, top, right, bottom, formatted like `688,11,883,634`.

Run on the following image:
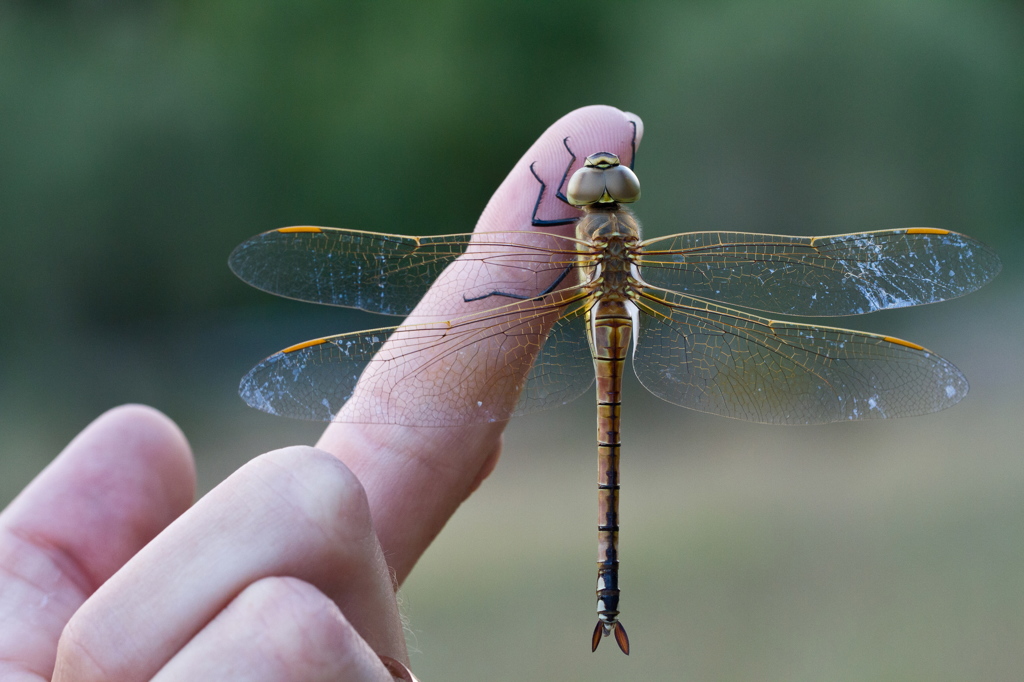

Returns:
566,166,608,206
603,165,641,204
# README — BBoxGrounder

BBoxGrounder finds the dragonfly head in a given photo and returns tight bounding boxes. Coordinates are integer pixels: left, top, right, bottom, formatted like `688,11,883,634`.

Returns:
566,152,641,207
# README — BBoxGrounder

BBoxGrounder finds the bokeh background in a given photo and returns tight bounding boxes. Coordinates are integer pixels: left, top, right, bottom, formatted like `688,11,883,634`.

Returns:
2,0,1022,679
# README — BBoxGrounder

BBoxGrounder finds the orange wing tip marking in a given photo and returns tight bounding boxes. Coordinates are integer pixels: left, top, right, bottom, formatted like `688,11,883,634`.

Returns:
591,621,629,654
906,227,950,235
883,336,925,351
282,338,328,353
277,226,323,233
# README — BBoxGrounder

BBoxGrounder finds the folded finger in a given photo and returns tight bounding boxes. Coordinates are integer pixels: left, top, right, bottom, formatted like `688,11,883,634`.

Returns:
54,446,405,682
0,405,194,679
153,577,393,682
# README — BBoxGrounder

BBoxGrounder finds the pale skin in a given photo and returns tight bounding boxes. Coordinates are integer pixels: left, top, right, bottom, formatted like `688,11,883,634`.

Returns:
0,106,642,680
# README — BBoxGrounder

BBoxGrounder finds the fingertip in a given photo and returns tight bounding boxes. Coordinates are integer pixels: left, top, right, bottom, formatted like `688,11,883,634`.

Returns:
70,405,197,527
548,104,643,150
90,404,196,507
4,404,197,588
620,110,644,144
477,104,642,234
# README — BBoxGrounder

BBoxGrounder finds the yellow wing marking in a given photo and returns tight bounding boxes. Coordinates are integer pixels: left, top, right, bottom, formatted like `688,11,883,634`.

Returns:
905,228,950,235
883,336,925,351
277,226,323,234
282,338,329,353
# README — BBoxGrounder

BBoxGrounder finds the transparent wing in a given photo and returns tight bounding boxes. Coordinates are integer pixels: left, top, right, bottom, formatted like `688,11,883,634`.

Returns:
639,228,1001,316
632,288,968,425
515,301,596,415
239,288,595,425
229,227,582,315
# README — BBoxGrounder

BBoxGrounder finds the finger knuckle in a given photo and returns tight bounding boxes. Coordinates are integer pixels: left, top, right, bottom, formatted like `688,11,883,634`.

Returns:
244,446,374,544
235,577,355,660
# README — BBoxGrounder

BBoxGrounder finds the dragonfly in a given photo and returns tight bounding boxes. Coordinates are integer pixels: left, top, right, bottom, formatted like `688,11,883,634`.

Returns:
230,133,1001,655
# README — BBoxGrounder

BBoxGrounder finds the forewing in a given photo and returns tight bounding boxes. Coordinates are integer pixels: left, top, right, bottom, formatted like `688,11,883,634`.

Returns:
632,288,968,425
639,229,1001,316
240,288,589,425
229,227,581,315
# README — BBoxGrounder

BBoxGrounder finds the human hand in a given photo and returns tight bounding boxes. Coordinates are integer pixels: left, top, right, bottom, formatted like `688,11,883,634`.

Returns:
0,105,641,680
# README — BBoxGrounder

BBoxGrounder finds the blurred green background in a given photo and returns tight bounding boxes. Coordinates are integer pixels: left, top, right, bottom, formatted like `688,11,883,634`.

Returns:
1,0,1022,679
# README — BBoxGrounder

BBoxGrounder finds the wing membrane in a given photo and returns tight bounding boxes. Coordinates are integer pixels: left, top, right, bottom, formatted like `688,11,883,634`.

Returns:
632,288,968,425
515,301,596,415
229,227,582,315
639,229,1001,316
240,287,594,425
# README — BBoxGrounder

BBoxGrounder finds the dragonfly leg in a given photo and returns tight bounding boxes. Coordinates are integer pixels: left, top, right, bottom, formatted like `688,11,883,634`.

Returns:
462,263,573,303
529,137,578,226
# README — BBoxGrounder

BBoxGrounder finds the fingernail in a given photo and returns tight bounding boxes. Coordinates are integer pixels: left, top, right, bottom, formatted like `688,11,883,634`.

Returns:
380,655,421,682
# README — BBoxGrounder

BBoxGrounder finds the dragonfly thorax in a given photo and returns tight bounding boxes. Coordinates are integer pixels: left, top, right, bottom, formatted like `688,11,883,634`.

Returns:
576,204,642,244
566,152,641,207
576,206,642,297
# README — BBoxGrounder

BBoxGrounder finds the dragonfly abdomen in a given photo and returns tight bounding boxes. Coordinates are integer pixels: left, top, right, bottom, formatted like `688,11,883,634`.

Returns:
590,298,631,654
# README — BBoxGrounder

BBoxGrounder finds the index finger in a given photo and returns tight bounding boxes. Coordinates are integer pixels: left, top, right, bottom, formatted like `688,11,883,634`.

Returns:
317,105,644,581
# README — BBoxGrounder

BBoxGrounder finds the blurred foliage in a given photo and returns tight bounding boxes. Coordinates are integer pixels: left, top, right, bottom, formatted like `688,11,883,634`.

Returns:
1,0,1018,330
1,0,1021,471
0,4,1018,466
